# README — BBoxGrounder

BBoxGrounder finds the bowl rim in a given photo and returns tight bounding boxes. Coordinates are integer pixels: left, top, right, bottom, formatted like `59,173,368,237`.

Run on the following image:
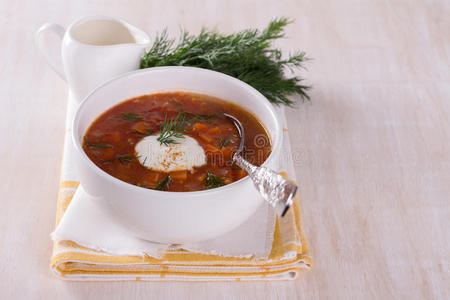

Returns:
72,66,282,196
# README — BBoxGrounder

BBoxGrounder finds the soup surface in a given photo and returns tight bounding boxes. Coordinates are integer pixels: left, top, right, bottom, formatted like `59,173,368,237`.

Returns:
83,92,271,192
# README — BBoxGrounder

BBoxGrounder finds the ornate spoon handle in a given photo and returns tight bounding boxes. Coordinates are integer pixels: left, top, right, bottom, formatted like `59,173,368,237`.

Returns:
224,113,298,217
233,154,297,217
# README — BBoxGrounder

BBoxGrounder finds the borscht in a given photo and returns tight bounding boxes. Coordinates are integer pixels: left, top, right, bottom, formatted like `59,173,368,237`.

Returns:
82,92,271,192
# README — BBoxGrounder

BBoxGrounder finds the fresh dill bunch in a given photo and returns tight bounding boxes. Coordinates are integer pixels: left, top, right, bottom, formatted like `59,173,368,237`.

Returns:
203,171,225,189
157,110,189,146
140,18,310,106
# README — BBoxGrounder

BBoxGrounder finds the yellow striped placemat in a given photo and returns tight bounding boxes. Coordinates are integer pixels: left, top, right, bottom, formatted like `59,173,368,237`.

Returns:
51,178,311,281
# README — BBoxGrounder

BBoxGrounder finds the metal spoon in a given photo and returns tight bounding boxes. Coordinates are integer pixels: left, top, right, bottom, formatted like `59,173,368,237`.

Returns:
223,113,298,217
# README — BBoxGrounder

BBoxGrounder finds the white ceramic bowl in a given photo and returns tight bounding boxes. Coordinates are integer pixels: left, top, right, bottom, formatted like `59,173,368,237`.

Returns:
72,66,282,243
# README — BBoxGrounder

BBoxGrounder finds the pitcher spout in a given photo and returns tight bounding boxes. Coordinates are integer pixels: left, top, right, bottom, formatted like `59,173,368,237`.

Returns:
122,19,150,47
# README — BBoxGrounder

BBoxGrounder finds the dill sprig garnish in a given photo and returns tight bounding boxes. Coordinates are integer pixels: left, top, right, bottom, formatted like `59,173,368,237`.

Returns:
155,175,172,191
203,171,225,189
99,154,138,165
117,154,138,164
218,136,231,149
119,113,143,121
157,110,189,146
140,18,310,106
99,158,116,165
84,137,112,149
186,112,217,124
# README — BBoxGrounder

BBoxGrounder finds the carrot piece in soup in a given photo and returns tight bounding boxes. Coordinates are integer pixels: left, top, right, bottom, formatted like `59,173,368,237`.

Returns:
170,170,188,181
193,123,208,132
199,134,213,143
221,147,232,160
205,144,222,164
233,169,247,180
204,144,220,153
132,122,148,134
145,172,160,183
207,127,220,135
101,148,116,160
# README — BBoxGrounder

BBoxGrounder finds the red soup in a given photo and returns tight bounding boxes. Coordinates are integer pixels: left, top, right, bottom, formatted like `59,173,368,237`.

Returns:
83,92,271,192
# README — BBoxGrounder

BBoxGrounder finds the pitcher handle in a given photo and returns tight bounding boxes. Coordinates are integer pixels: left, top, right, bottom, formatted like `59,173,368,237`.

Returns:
35,23,66,81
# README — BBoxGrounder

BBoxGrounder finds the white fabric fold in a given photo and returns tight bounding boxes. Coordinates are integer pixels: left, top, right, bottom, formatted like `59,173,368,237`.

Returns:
52,185,275,258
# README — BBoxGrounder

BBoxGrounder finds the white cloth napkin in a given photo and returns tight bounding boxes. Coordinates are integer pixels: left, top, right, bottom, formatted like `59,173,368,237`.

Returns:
52,94,297,259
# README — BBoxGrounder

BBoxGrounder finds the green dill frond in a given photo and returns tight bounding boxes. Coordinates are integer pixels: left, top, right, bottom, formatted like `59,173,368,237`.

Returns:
155,175,172,191
119,113,143,121
157,110,189,146
203,171,226,189
218,136,231,149
117,154,138,164
185,112,217,124
84,137,112,149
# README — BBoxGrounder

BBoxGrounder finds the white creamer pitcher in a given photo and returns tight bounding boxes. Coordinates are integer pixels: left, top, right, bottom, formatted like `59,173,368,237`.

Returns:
36,16,150,103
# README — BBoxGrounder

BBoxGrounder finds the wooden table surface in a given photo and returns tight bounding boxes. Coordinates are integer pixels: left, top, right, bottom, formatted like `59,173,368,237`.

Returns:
0,0,449,299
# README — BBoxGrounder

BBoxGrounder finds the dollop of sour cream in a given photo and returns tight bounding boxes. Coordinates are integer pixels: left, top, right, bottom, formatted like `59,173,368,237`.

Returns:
135,135,206,172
